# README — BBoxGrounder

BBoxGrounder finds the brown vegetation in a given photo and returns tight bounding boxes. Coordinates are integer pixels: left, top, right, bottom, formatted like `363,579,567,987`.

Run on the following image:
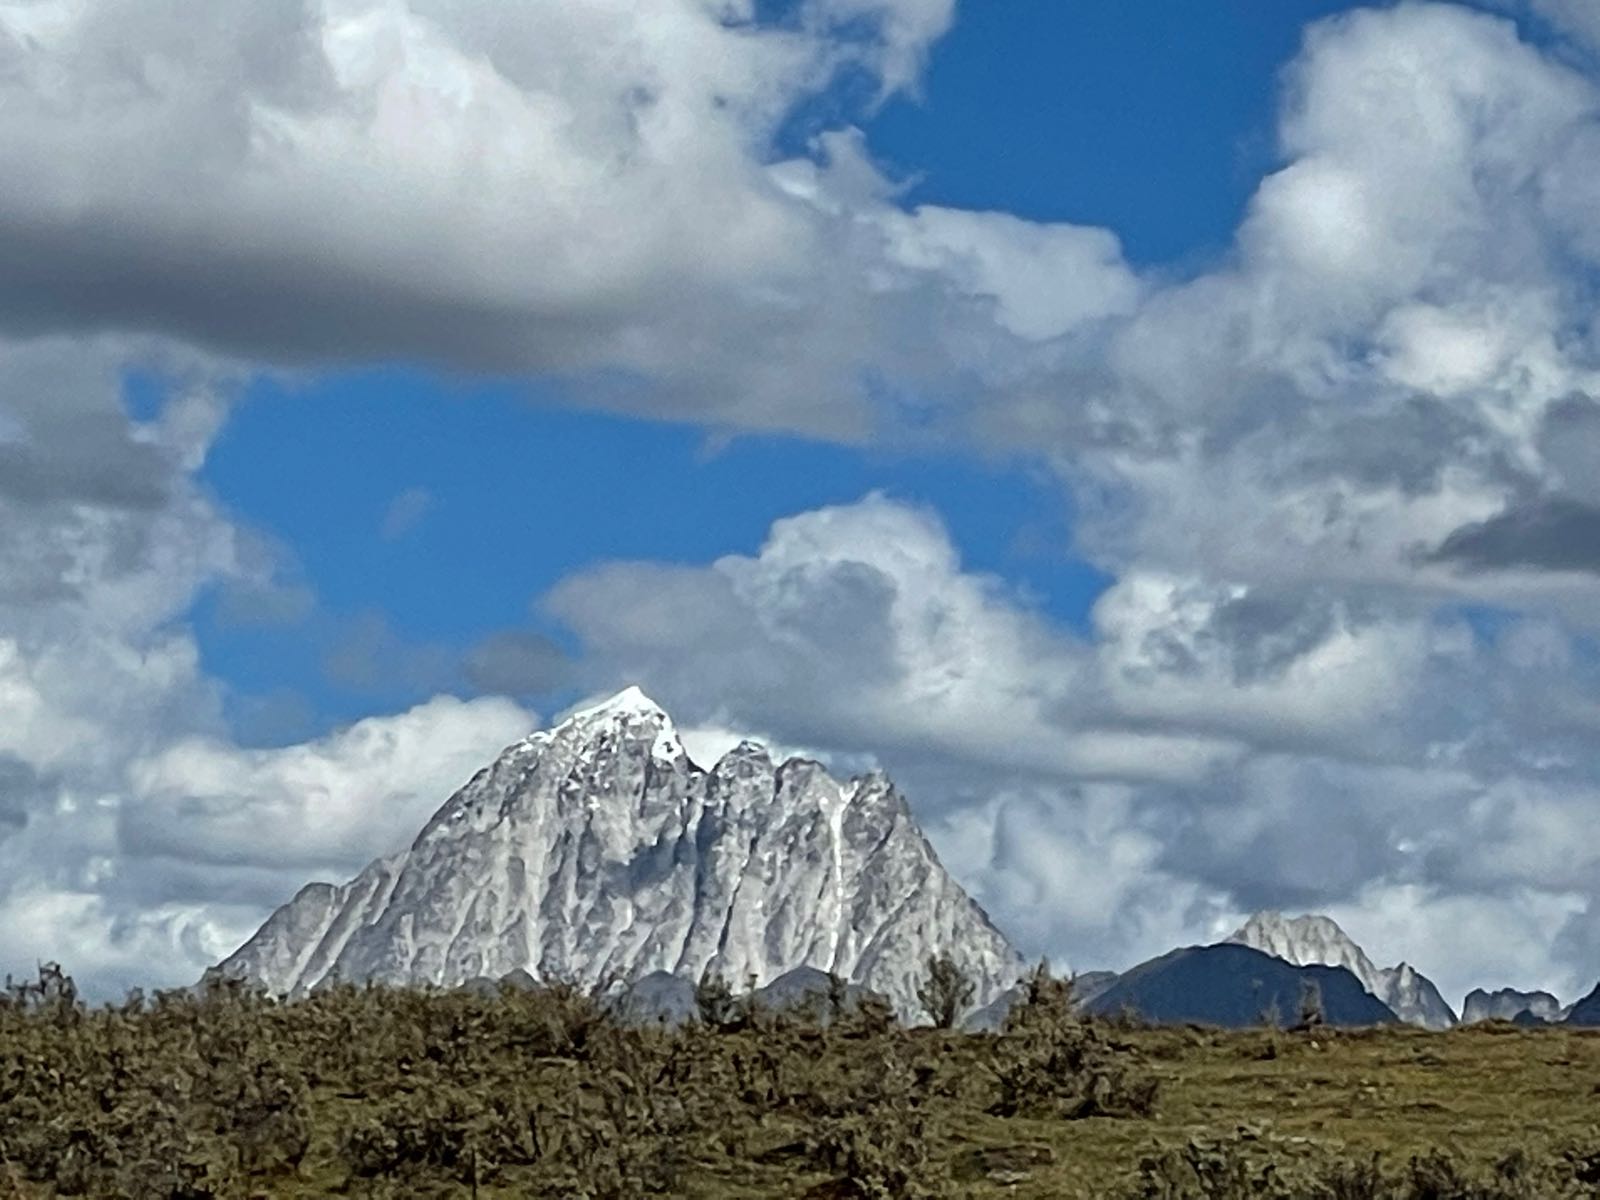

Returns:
0,963,1598,1198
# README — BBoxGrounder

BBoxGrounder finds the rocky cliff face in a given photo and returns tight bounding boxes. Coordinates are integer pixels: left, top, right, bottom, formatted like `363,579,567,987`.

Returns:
1228,911,1456,1029
1565,983,1600,1026
1461,987,1568,1025
215,688,1023,1020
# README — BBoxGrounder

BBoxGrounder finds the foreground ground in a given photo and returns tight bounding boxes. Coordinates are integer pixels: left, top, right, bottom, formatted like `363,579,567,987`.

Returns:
3,967,1599,1198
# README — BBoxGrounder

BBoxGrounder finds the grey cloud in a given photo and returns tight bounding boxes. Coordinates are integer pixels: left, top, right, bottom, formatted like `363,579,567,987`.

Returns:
0,1,1011,442
0,219,603,370
1287,394,1511,497
1431,497,1600,573
0,757,47,839
211,578,315,628
461,630,571,697
321,612,458,698
0,221,608,374
1537,394,1600,502
1209,592,1345,685
545,554,902,749
1146,770,1412,915
1553,902,1600,980
0,430,169,509
0,341,179,511
324,612,573,703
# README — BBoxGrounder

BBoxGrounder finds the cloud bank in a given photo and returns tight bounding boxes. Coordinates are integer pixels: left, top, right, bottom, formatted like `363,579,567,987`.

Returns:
3,1,1600,1007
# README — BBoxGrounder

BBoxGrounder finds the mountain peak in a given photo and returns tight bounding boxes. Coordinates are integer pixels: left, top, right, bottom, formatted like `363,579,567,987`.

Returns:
564,685,669,724
552,685,687,763
1227,910,1456,1030
1230,911,1376,985
215,692,1024,1018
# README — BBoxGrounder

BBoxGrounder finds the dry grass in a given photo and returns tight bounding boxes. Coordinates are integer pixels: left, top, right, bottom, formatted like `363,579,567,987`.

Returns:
3,966,1599,1198
962,1022,1600,1198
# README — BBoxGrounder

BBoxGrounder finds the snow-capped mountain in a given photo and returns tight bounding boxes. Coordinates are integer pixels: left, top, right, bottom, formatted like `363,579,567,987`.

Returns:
1227,911,1456,1029
1086,944,1398,1029
215,687,1024,1020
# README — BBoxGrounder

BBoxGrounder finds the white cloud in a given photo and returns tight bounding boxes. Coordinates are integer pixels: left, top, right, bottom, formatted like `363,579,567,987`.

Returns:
1325,883,1589,1009
927,786,1230,976
1089,575,1431,753
546,493,1235,785
541,486,1600,995
7,0,1600,1008
882,207,1141,341
0,330,542,996
125,694,533,877
0,0,1023,440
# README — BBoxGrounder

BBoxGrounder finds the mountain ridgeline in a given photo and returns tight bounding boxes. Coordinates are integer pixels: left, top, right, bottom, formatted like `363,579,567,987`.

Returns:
217,688,1024,1020
217,688,1591,1030
1085,944,1399,1028
1227,911,1458,1030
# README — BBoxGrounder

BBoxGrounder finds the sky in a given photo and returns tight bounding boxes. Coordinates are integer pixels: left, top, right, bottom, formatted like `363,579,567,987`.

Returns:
5,0,1600,1011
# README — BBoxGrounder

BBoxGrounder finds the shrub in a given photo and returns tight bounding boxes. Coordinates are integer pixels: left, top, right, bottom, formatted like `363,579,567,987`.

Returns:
805,1041,950,1199
695,968,737,1029
989,962,1160,1120
917,954,975,1030
1294,980,1326,1034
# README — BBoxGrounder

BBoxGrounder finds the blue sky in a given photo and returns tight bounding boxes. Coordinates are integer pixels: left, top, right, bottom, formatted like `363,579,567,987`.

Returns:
868,0,1356,263
195,0,1386,743
8,0,1600,1003
197,368,1104,736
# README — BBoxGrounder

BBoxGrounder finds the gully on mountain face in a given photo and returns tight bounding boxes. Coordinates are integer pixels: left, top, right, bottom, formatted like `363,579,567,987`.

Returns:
217,688,1025,1021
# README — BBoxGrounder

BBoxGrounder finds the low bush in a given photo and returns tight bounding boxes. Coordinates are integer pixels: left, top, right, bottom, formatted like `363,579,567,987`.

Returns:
989,963,1161,1119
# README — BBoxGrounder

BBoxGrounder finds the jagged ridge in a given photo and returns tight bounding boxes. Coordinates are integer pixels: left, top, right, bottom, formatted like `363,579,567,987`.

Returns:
1228,911,1457,1030
216,687,1024,1019
1462,987,1570,1025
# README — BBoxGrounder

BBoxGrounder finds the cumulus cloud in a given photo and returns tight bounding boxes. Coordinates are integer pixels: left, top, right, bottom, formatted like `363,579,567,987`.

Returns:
0,330,542,995
8,0,1600,1010
124,695,533,883
543,489,1600,1001
545,493,1188,783
0,335,249,992
0,0,1056,440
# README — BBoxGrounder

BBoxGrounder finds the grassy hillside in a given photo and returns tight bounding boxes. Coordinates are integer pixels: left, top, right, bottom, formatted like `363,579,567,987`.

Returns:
2,965,1599,1198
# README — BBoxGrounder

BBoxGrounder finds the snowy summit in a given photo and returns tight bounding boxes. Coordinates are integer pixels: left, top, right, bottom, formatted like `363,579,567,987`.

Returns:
215,687,1024,1019
1228,911,1457,1029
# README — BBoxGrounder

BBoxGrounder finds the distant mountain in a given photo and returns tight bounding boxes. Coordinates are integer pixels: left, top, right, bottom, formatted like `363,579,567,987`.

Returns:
1228,911,1456,1029
749,965,880,1015
1084,944,1399,1028
961,968,1120,1033
1462,987,1567,1025
216,687,1024,1021
1564,982,1600,1027
1073,970,1121,1006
